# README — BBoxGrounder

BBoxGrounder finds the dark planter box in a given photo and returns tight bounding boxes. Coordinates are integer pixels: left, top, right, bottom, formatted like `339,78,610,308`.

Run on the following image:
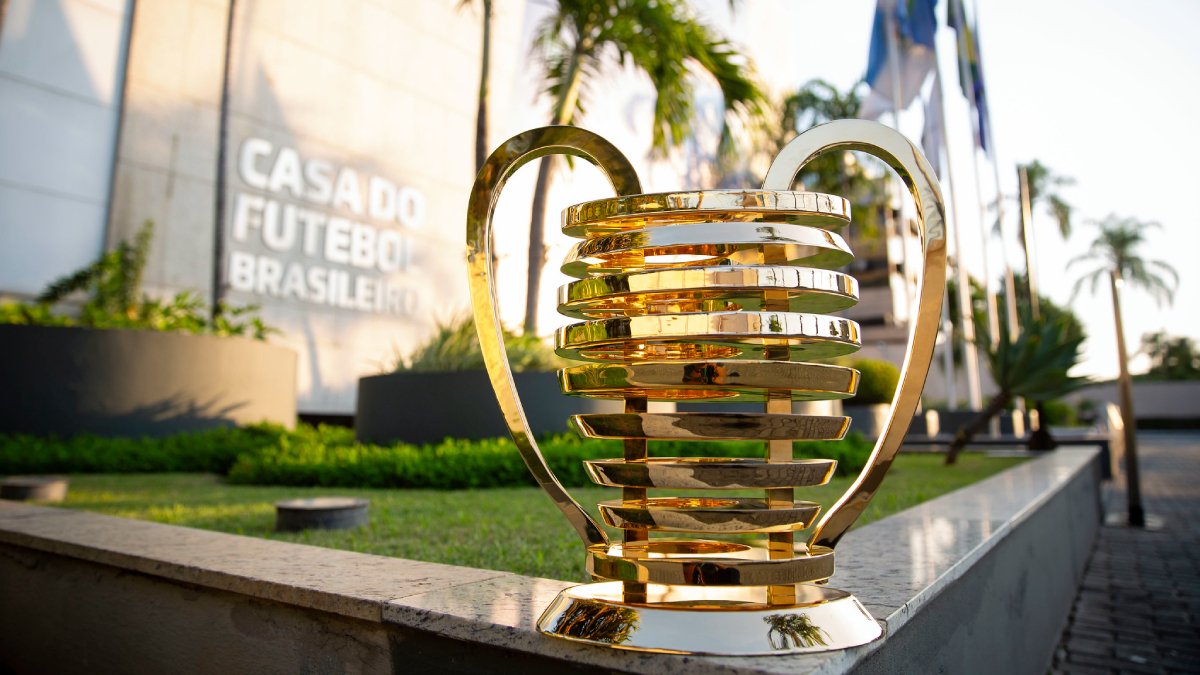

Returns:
355,371,613,445
0,325,297,438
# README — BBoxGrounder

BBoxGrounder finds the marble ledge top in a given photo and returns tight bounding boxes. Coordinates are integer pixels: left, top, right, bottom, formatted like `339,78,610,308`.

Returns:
0,447,1100,674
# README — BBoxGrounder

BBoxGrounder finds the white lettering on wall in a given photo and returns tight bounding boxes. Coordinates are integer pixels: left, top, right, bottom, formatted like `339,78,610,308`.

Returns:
238,138,272,190
227,137,426,316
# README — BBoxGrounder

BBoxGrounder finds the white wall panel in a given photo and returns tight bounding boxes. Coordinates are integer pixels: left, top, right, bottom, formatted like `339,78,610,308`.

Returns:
0,0,131,295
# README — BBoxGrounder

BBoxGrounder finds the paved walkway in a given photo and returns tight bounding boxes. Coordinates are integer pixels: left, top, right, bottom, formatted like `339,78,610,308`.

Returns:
1052,432,1200,674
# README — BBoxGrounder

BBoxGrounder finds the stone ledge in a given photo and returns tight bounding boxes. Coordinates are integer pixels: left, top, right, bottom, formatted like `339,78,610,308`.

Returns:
0,448,1102,674
0,503,507,623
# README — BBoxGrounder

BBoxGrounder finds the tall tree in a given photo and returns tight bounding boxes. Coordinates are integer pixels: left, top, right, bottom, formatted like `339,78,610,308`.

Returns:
1138,331,1200,381
461,0,497,271
1017,159,1074,436
1021,159,1074,238
1069,214,1179,527
522,0,764,334
460,0,493,175
762,80,887,238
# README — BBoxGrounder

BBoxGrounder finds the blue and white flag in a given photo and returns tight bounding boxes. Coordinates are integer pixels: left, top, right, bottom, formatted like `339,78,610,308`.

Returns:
860,0,940,121
948,0,991,153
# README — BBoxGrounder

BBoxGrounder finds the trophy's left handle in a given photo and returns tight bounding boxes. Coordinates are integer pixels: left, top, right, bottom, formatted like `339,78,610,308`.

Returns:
467,126,642,548
762,119,948,550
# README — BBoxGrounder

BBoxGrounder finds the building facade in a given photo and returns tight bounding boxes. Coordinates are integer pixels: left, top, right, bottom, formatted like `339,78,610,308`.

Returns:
2,0,945,415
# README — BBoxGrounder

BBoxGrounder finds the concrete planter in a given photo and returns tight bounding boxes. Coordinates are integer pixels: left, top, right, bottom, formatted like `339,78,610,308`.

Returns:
844,403,891,439
0,325,297,437
355,370,613,445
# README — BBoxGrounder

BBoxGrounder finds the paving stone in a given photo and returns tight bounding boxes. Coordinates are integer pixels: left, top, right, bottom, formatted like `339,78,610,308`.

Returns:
1052,433,1200,675
1068,637,1116,657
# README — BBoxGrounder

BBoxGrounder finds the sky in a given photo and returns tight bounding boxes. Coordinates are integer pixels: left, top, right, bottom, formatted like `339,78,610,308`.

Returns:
489,0,1200,380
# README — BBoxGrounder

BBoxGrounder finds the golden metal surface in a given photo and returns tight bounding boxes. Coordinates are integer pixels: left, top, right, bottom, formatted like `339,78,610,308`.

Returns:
467,120,944,655
571,412,849,441
561,223,854,278
761,120,947,550
466,126,641,548
559,361,859,402
555,311,861,363
583,457,836,489
562,189,850,237
537,582,882,655
599,497,821,533
586,541,835,586
558,265,859,319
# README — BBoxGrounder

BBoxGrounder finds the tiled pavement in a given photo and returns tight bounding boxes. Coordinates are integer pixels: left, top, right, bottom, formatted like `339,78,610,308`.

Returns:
1052,432,1200,674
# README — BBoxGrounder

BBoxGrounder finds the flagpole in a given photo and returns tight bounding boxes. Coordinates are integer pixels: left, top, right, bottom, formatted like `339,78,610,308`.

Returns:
966,0,1019,344
948,0,1000,348
932,66,984,410
883,1,915,325
883,0,952,408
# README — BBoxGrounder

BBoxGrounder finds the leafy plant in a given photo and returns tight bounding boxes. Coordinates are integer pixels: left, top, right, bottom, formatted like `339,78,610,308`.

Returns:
0,221,275,339
845,358,899,406
0,424,288,475
397,315,566,373
945,312,1090,464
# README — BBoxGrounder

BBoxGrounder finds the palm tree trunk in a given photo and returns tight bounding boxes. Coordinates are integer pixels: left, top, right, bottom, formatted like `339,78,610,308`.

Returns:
524,158,556,334
1110,271,1145,527
474,0,496,273
522,47,584,335
474,0,491,175
945,391,1011,465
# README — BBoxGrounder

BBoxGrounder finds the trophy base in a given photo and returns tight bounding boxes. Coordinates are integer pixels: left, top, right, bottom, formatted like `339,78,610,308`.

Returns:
536,581,882,655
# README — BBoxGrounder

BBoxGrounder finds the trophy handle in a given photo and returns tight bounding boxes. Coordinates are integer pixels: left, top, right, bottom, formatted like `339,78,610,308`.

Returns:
467,126,642,548
762,119,948,550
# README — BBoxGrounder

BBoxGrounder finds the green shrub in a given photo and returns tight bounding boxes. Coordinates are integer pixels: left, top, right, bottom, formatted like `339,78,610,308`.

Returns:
225,431,874,489
847,358,900,405
0,221,275,340
0,424,288,474
397,315,565,372
1,422,873,489
1039,399,1080,427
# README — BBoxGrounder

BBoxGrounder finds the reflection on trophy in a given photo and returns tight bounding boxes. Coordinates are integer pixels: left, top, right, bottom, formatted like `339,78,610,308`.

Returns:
467,119,946,655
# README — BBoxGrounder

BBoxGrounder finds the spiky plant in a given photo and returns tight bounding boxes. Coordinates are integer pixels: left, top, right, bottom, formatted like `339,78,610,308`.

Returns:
945,312,1089,465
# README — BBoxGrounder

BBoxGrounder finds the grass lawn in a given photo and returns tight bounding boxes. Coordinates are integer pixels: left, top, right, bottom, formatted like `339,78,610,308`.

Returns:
57,453,1023,582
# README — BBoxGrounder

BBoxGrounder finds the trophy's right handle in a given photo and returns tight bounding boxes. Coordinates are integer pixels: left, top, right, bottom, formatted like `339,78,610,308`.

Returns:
467,126,642,549
762,119,948,550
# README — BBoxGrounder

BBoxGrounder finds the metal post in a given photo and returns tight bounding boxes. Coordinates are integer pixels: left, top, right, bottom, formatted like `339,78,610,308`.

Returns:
949,0,1000,348
933,64,983,410
212,0,238,321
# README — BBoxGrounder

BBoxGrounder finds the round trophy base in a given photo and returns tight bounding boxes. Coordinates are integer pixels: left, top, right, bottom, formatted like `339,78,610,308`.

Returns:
536,581,882,655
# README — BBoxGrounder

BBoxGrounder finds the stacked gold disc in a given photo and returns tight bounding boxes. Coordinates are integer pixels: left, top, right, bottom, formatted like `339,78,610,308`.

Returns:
553,189,863,601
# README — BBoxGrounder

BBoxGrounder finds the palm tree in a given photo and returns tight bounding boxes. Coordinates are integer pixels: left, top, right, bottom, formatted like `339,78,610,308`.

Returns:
1017,160,1074,439
1069,214,1178,527
461,0,497,272
521,0,764,334
1021,159,1074,239
763,80,887,238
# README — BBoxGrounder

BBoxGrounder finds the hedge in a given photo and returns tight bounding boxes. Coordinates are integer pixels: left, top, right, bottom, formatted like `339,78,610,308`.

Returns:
0,424,874,490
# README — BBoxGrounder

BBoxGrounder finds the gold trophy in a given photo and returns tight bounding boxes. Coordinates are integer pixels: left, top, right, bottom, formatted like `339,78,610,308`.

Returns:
467,120,946,655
